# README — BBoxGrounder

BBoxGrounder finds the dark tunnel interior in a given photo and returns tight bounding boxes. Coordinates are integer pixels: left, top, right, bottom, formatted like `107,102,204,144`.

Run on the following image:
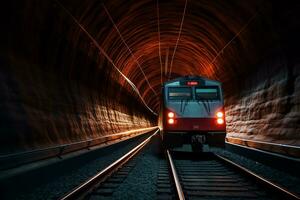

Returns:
0,0,299,155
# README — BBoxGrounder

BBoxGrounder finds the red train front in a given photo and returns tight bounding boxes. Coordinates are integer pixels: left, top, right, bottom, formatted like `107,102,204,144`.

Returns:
159,76,226,152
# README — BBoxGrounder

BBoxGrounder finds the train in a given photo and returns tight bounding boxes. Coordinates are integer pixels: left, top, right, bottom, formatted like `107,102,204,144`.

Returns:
158,76,226,152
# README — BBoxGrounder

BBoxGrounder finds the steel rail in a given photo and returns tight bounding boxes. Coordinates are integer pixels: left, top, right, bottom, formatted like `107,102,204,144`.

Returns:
215,153,300,200
166,150,185,200
60,129,159,200
0,127,158,171
226,137,300,158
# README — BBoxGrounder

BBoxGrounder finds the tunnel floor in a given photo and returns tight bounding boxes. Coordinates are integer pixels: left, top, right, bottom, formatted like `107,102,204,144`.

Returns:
6,134,299,200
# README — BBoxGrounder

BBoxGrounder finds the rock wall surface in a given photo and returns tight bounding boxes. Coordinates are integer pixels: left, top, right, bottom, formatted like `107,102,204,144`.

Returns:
0,1,154,155
0,59,154,155
225,53,300,146
225,2,300,146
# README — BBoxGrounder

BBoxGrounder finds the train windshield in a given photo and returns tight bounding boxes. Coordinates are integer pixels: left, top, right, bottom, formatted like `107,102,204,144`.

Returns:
168,87,192,100
195,87,220,100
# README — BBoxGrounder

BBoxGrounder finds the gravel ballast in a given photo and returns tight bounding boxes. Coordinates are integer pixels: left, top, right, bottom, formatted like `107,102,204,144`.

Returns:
15,133,153,200
12,133,299,199
211,147,300,196
109,134,163,200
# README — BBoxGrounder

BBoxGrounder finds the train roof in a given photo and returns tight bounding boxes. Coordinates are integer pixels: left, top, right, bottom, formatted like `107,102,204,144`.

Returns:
163,76,221,86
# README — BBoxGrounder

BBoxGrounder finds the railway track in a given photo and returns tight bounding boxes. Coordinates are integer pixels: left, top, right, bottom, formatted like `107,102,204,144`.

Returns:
166,150,300,200
60,129,159,200
60,128,299,200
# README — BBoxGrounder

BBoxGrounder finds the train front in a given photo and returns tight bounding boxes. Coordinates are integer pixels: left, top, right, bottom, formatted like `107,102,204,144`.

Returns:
160,76,226,152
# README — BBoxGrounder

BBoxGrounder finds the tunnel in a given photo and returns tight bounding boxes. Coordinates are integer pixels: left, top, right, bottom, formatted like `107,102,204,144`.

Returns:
0,0,299,199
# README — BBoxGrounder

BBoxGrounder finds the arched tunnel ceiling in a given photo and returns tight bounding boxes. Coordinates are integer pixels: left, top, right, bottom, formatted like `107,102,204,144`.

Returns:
57,0,273,113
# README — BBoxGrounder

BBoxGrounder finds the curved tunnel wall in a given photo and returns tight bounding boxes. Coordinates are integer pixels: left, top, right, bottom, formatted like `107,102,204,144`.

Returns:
0,0,299,155
225,51,300,146
225,3,300,145
0,1,155,154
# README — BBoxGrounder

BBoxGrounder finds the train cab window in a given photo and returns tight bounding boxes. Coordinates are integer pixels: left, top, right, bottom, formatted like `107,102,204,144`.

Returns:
168,87,192,100
195,87,220,100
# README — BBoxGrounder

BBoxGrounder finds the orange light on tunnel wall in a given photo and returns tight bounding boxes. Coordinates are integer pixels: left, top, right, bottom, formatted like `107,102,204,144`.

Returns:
216,111,225,125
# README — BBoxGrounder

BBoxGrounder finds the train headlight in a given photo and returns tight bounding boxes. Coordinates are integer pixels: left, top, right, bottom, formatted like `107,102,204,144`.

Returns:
168,118,175,124
168,112,175,118
217,118,224,125
216,111,225,125
216,111,223,118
